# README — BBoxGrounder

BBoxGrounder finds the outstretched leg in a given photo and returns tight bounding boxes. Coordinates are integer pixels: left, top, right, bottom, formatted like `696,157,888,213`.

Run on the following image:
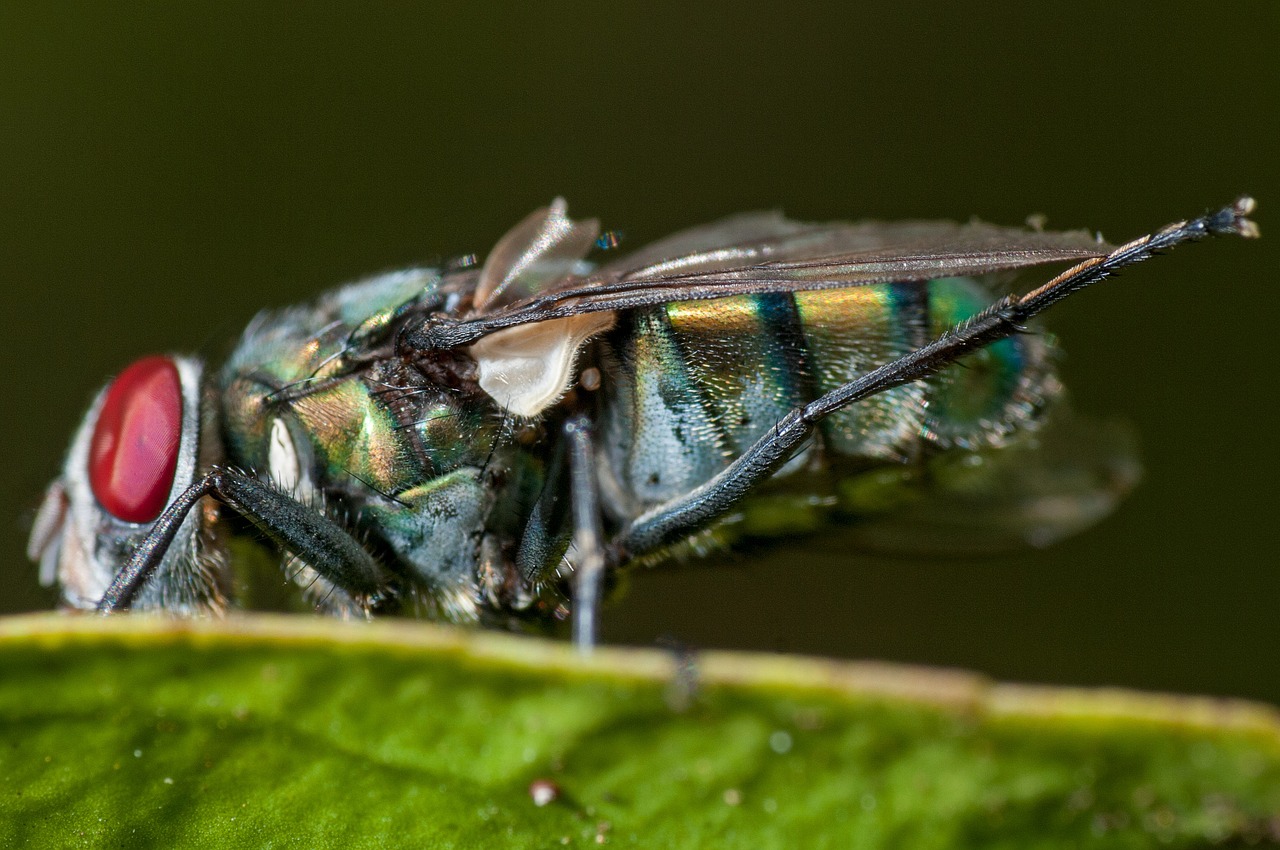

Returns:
614,198,1258,559
98,467,383,612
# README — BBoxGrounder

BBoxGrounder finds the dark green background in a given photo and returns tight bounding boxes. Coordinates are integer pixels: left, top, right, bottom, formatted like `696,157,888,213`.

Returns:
3,6,1275,700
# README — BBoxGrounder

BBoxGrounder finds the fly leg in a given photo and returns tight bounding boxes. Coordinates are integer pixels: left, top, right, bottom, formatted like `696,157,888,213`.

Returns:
614,197,1258,560
565,413,607,652
97,467,383,612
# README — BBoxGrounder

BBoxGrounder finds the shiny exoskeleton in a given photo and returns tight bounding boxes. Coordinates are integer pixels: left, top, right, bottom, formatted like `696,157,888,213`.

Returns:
28,198,1258,647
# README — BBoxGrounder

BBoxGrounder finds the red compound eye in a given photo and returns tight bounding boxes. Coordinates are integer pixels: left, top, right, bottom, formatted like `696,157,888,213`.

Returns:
88,356,184,523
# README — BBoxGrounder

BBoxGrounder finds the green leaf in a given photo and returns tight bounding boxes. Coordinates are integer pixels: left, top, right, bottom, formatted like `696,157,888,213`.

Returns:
0,614,1277,848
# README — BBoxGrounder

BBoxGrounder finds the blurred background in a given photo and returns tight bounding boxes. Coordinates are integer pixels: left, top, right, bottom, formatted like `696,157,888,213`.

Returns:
2,5,1275,700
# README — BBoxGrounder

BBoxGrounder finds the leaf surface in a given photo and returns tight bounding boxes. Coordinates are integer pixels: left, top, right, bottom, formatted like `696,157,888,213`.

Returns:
1,614,1276,848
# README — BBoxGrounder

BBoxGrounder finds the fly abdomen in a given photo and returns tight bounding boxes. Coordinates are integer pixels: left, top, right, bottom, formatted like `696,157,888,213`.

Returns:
599,277,1057,520
919,278,1055,449
793,283,929,462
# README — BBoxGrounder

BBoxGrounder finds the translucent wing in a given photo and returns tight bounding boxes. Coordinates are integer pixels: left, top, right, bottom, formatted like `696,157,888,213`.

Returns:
594,213,1109,286
464,200,605,416
455,201,1114,416
835,411,1142,556
446,204,1114,346
474,198,600,311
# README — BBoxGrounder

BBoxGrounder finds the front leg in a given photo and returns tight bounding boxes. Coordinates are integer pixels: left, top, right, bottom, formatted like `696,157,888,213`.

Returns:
98,467,384,612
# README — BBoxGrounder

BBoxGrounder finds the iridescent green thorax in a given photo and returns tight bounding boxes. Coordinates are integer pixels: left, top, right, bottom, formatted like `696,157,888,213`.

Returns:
219,270,500,498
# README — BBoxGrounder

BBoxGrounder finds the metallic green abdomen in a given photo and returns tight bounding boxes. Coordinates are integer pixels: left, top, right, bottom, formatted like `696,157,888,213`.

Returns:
598,278,1054,518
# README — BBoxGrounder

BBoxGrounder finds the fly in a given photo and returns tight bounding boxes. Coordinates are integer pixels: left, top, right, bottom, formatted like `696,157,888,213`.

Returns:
27,197,1259,650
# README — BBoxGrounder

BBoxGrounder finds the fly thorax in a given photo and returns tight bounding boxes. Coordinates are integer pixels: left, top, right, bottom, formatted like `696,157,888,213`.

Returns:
365,355,500,480
362,468,492,623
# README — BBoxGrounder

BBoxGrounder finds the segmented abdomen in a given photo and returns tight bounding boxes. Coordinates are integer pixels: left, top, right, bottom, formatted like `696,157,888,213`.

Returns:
597,278,1055,518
